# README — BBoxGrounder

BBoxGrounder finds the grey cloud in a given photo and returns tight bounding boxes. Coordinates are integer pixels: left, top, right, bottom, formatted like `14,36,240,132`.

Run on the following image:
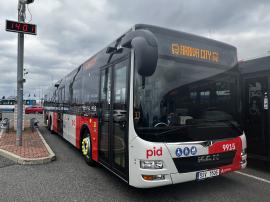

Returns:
1,0,270,97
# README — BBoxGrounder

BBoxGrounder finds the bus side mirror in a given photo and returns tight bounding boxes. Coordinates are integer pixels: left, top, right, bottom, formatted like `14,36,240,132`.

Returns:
121,30,158,77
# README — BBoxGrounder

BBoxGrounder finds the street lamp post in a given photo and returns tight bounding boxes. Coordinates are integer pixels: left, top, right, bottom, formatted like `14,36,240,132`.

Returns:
16,0,34,146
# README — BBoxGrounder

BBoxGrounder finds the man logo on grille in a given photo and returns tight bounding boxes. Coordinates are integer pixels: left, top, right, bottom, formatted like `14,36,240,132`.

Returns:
198,154,220,163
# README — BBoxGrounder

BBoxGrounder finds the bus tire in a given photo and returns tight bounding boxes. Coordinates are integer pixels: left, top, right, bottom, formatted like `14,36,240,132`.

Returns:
81,129,96,166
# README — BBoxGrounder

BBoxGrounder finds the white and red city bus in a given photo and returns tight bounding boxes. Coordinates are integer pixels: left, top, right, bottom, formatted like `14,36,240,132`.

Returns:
44,24,247,188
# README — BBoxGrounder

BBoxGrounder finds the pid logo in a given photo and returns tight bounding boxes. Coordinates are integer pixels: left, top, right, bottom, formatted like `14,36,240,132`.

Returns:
146,147,163,159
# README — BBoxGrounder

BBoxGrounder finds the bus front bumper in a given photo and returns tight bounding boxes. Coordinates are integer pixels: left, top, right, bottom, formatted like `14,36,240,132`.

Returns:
130,156,247,188
132,165,246,188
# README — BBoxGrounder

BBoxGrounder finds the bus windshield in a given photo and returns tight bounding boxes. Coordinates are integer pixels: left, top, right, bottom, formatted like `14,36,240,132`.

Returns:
133,57,243,142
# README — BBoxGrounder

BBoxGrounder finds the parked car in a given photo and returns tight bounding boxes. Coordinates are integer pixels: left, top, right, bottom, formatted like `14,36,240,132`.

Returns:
25,106,44,114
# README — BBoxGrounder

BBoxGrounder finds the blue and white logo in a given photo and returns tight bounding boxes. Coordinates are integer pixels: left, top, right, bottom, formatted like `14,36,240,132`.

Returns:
183,147,190,156
175,148,182,157
190,146,197,155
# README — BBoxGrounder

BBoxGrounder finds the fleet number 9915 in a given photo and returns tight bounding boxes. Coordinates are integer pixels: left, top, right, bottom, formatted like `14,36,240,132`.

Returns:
222,143,235,151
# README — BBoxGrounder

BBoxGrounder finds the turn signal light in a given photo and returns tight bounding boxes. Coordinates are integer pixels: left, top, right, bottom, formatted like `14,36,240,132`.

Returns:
142,174,165,181
142,175,154,181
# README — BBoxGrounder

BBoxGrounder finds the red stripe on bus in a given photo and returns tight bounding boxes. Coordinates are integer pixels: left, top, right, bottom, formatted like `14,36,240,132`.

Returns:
208,136,242,174
75,116,80,149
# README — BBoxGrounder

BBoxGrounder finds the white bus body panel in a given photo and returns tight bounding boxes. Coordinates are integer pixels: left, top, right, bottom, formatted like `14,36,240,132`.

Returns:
129,136,175,188
63,113,76,146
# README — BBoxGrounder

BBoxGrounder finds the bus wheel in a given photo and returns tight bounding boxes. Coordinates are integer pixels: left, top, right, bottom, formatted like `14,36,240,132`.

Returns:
81,130,96,166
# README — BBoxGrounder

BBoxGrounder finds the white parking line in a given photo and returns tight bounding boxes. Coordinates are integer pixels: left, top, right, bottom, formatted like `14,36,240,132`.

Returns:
235,171,270,184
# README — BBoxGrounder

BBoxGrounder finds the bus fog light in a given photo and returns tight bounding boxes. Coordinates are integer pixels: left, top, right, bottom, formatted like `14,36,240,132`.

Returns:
140,160,163,169
142,174,165,181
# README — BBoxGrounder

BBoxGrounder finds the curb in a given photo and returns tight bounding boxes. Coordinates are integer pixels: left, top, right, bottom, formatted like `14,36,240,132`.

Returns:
0,128,56,165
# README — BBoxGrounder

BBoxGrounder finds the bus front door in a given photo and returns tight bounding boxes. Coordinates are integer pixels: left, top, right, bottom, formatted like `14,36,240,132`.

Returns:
99,60,129,180
99,67,112,163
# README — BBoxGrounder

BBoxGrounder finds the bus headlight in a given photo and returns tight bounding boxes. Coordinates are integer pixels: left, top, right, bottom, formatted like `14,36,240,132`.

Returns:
140,160,163,169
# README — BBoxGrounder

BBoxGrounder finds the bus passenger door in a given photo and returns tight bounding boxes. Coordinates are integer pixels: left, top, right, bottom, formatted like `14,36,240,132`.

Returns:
99,67,112,163
99,60,129,180
111,61,129,177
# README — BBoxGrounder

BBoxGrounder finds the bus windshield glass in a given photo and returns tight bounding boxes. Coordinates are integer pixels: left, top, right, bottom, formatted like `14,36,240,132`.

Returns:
133,57,242,142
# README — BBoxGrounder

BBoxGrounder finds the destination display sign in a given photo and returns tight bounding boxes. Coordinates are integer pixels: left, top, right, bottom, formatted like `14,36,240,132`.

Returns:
171,43,220,63
6,20,37,35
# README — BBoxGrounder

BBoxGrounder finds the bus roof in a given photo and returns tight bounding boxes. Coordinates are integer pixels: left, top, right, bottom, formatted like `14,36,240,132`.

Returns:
134,24,237,50
239,56,270,74
53,24,237,86
134,24,237,68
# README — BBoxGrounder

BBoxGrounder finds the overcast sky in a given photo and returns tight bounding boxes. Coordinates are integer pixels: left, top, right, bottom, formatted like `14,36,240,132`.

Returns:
1,0,270,98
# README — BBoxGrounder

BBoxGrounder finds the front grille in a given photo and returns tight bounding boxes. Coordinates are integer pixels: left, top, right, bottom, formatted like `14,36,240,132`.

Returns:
173,151,236,173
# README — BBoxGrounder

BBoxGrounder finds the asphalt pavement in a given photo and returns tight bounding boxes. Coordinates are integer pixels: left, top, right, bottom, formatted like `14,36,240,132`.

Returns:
0,125,270,202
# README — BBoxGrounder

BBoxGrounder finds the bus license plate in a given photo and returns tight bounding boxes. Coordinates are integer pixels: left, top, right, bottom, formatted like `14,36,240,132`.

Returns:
196,169,220,180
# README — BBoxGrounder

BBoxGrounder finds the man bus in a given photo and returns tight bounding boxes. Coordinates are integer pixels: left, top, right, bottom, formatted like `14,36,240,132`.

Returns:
44,24,247,188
